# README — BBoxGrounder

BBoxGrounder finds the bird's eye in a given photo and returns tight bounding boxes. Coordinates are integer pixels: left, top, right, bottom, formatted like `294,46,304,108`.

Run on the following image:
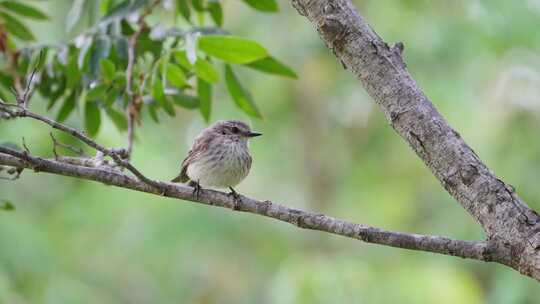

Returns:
231,127,240,134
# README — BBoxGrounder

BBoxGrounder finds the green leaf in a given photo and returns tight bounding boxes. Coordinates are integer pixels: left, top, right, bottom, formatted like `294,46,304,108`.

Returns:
165,63,186,88
100,58,116,82
56,93,76,122
136,29,162,58
106,108,127,131
151,75,174,116
242,0,278,12
114,37,129,62
0,71,13,88
198,35,267,64
86,84,108,100
207,1,223,26
0,199,14,211
65,50,82,89
177,0,190,21
194,58,219,83
191,0,205,11
162,98,176,116
224,65,261,118
169,93,199,109
67,0,85,31
245,56,298,78
173,50,192,69
0,1,48,20
0,11,35,41
103,87,119,107
147,104,160,123
84,101,101,137
77,36,93,68
106,0,149,18
197,77,211,121
90,36,111,76
152,76,165,106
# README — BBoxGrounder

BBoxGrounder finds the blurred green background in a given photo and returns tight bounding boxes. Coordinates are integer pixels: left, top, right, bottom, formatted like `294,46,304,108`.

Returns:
2,0,540,303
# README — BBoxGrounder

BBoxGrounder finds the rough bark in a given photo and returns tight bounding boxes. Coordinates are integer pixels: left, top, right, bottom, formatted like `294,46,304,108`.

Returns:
289,0,540,279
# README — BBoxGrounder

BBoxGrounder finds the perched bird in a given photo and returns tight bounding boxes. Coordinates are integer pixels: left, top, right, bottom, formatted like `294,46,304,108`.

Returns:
172,120,261,199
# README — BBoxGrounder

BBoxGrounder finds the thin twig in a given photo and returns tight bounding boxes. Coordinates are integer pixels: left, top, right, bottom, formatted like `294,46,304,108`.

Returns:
21,137,30,154
0,148,491,264
125,0,161,158
21,50,44,108
0,101,160,189
50,132,87,158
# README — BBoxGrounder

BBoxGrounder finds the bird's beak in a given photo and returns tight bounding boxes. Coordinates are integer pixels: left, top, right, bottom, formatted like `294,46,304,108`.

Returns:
246,132,262,138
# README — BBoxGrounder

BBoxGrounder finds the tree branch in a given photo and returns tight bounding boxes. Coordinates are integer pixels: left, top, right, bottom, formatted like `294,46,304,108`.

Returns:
289,0,540,280
0,148,492,262
125,0,161,157
0,102,160,189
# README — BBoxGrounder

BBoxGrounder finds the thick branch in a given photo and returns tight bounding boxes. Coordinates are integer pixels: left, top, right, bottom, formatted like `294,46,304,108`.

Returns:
289,0,540,280
0,150,491,261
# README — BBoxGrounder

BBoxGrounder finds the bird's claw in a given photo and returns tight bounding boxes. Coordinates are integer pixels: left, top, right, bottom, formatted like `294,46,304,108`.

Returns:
189,180,202,199
228,187,242,210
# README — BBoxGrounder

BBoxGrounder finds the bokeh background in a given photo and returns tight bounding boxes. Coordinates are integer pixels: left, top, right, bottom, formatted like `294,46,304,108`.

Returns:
2,0,540,303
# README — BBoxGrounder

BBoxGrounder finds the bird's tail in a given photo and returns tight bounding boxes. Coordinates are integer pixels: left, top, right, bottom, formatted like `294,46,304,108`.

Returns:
171,175,183,183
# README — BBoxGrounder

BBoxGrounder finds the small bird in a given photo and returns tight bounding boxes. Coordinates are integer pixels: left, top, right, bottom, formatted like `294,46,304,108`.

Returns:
172,120,261,200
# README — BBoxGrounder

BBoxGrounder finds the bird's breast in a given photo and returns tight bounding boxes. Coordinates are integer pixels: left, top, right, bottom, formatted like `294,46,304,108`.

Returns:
186,143,252,188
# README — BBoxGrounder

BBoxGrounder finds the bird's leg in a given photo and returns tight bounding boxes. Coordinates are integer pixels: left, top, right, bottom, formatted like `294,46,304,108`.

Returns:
188,180,202,199
228,187,242,210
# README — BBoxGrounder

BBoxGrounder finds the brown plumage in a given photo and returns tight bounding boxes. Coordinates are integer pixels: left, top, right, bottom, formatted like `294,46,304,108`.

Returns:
171,120,261,189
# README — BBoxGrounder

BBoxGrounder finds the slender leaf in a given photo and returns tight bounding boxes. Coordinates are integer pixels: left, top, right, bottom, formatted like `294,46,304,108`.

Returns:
0,199,14,211
77,36,93,68
191,0,205,11
177,0,190,21
100,58,116,82
198,35,267,64
87,84,108,100
207,1,223,26
114,37,129,62
162,98,176,116
169,93,199,109
67,0,85,31
0,1,48,20
106,108,128,131
224,65,261,118
84,101,101,137
194,58,219,83
197,77,211,121
242,0,278,12
90,36,111,76
165,63,187,88
245,56,298,78
0,11,35,41
148,104,160,123
173,50,192,69
152,76,165,106
65,50,82,89
152,75,174,116
56,93,76,122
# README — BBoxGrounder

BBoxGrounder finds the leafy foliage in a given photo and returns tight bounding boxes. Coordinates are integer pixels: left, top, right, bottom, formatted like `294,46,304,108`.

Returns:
0,0,295,135
0,199,14,211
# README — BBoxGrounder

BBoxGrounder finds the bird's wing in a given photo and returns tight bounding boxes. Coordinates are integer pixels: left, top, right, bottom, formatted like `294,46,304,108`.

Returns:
171,134,212,183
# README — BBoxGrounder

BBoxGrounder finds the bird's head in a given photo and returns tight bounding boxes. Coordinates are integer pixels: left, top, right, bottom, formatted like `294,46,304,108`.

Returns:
210,120,261,142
